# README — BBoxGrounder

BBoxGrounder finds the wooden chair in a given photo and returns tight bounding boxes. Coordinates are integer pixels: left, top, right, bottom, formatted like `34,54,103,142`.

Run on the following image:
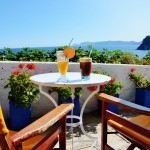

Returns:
0,103,74,150
96,93,150,150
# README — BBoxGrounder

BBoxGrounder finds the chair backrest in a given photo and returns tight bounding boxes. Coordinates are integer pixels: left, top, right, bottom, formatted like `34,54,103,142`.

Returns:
0,103,74,150
96,93,150,150
0,105,12,150
0,105,9,135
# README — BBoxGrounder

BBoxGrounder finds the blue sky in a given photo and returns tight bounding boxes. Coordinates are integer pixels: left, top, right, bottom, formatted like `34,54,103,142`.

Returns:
0,0,150,48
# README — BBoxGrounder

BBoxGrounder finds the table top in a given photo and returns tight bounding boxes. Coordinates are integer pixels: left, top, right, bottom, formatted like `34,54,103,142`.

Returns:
30,72,111,87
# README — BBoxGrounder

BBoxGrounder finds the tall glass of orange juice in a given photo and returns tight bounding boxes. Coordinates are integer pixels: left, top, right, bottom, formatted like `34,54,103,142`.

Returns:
56,51,69,82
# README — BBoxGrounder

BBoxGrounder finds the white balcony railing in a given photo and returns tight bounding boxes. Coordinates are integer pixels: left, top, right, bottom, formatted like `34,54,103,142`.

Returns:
1,61,150,119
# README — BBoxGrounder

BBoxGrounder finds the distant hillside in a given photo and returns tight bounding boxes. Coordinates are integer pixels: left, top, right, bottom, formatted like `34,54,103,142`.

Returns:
73,41,141,46
137,36,150,50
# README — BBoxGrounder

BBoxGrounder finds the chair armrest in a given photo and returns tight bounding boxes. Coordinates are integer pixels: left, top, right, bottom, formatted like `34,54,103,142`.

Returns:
10,103,74,146
96,93,150,116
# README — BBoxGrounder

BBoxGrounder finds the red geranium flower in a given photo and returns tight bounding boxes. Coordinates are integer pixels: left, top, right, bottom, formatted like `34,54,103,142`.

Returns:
18,64,24,69
130,68,136,72
12,71,20,75
88,86,97,91
26,64,36,70
109,77,116,84
100,84,105,90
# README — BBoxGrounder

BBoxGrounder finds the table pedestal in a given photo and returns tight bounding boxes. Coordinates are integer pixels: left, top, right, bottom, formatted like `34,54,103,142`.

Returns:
39,85,100,149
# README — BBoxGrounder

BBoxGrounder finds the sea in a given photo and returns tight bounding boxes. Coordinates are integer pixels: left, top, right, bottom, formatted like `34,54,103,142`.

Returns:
0,45,150,59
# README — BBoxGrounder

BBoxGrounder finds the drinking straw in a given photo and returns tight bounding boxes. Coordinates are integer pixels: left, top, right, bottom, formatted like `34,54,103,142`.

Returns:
68,37,74,47
67,37,74,58
89,42,95,57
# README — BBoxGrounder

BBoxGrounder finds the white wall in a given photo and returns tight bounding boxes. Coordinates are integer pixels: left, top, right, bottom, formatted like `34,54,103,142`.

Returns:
1,61,150,119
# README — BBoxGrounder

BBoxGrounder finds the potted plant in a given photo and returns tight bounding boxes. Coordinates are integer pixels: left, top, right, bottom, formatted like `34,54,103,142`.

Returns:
49,87,82,123
4,63,40,130
88,69,123,114
129,68,150,108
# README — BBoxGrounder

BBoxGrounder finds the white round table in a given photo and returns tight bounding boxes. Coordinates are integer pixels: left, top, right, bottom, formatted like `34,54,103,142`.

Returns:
30,72,110,87
30,72,111,149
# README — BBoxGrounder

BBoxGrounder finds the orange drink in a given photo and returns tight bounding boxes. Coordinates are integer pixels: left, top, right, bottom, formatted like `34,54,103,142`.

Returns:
57,61,68,76
56,51,69,82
